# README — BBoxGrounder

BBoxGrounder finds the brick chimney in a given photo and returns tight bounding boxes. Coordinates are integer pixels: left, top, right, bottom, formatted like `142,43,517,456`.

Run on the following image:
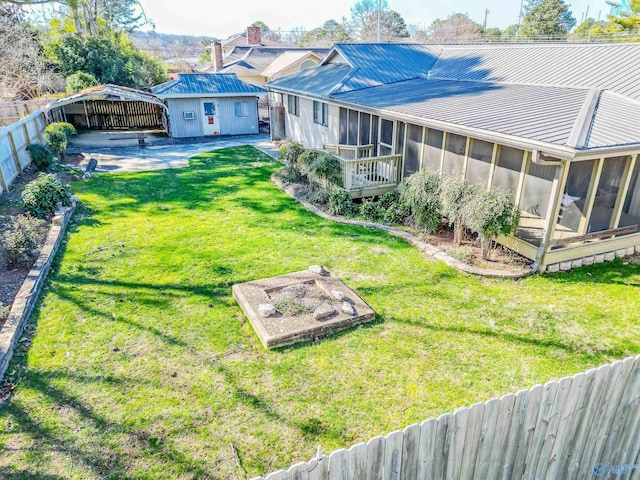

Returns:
247,25,261,45
211,41,223,71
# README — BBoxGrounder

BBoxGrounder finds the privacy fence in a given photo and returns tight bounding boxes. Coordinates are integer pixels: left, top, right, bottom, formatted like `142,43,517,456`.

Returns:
254,354,640,480
0,110,46,193
0,100,50,127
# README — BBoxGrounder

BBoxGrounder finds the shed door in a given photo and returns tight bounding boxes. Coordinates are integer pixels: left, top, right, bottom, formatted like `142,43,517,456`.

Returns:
202,101,219,136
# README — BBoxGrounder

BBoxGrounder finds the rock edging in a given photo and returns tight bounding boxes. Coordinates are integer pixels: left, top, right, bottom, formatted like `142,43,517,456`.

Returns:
272,174,533,280
0,198,77,381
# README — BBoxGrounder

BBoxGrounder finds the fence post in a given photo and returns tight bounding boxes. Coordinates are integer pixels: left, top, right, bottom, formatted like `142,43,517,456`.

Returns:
7,131,23,174
0,165,8,192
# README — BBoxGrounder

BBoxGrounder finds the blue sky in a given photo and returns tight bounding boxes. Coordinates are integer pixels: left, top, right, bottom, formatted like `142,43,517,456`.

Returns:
134,0,613,37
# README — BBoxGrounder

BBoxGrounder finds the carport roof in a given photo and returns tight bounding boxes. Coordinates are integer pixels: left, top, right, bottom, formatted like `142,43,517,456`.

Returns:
46,84,167,110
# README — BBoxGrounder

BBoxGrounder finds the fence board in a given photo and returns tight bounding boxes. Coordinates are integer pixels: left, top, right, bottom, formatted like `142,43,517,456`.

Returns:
383,430,403,480
415,419,437,480
400,424,420,480
256,356,640,480
348,443,367,480
366,436,385,480
459,403,484,480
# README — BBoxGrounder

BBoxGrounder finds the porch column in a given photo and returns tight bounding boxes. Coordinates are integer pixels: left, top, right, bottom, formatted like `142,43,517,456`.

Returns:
515,151,530,207
462,137,472,176
487,143,500,190
578,158,604,235
535,160,569,270
610,154,637,229
439,131,448,175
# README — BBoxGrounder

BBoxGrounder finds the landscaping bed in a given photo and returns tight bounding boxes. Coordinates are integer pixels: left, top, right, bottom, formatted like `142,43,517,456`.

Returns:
0,146,638,478
0,166,80,329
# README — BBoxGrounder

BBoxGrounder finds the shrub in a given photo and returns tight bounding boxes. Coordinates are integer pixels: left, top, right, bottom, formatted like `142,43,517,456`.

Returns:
328,189,357,216
21,173,72,218
360,198,382,222
463,188,520,260
66,71,99,93
298,149,324,174
401,169,442,233
44,122,76,161
1,214,48,266
26,143,55,171
308,187,331,207
0,302,9,322
278,141,305,168
307,154,342,188
441,175,478,245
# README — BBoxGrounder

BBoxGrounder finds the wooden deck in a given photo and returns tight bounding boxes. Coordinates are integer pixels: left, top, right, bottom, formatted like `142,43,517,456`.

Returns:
324,144,402,198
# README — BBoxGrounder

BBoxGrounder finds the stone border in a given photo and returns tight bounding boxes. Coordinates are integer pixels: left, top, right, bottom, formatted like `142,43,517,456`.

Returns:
0,198,77,381
546,246,640,273
271,174,533,280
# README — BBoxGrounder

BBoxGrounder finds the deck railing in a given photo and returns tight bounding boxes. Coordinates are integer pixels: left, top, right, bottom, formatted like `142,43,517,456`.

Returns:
323,143,374,160
339,154,403,192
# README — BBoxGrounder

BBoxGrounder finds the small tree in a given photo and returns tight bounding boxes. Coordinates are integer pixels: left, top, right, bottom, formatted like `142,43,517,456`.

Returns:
463,188,520,260
440,175,478,245
44,122,77,161
400,169,442,233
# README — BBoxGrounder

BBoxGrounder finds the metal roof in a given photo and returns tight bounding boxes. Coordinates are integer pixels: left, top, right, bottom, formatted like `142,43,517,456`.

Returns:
335,78,591,147
46,84,167,110
330,43,442,93
430,43,640,100
152,73,266,98
587,92,640,148
267,64,353,97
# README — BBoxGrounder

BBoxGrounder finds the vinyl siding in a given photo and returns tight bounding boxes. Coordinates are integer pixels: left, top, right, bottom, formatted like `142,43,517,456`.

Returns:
167,98,203,138
217,97,259,136
285,96,339,148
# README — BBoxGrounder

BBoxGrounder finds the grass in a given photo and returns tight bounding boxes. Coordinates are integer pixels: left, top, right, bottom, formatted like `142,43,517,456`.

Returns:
1,145,640,478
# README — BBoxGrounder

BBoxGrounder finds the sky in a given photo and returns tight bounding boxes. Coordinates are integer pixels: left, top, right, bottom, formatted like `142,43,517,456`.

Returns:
135,0,614,38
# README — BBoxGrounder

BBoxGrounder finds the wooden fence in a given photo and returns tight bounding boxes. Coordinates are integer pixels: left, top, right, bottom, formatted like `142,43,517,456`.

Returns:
0,110,46,193
253,354,640,480
0,100,50,127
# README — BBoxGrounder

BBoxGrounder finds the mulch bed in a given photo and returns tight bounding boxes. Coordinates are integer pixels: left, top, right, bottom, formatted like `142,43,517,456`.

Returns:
0,166,81,329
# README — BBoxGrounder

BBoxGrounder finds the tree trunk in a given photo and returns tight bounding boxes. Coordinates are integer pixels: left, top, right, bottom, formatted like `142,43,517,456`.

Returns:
453,218,463,245
480,236,492,260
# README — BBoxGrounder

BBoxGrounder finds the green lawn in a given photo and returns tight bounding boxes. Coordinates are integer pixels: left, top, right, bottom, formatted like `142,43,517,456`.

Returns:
1,146,639,479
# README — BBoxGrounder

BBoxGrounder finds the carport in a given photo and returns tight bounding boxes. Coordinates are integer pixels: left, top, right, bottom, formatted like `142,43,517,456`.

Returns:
46,85,170,135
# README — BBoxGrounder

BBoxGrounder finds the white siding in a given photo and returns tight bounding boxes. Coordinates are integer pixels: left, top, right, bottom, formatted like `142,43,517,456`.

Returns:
217,97,259,136
285,96,339,148
167,98,203,138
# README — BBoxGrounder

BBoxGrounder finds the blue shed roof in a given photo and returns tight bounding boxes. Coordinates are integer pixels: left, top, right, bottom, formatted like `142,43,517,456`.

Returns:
152,73,266,98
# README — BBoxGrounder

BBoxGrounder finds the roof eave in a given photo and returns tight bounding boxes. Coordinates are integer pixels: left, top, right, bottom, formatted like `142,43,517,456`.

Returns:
157,92,265,99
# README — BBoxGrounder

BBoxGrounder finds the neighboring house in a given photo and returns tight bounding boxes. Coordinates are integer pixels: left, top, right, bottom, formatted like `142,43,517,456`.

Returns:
267,42,640,272
200,26,328,87
152,73,265,138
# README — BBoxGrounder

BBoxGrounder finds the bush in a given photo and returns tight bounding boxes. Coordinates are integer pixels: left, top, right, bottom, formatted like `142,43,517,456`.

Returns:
21,173,72,218
441,175,478,244
328,189,357,216
0,302,9,322
307,154,342,188
26,143,55,171
1,214,48,266
401,169,442,232
360,198,382,222
44,123,75,161
278,141,305,168
378,191,410,225
308,187,331,207
298,149,323,174
463,188,520,260
66,71,99,93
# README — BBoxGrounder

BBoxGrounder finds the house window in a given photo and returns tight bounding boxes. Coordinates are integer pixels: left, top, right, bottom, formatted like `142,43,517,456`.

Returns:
183,111,195,120
234,101,250,117
313,101,328,127
287,95,299,116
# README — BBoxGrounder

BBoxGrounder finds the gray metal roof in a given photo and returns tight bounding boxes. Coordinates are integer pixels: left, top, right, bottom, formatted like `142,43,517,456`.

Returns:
330,43,442,93
587,92,640,148
152,73,265,98
267,64,353,97
430,43,640,100
334,78,591,147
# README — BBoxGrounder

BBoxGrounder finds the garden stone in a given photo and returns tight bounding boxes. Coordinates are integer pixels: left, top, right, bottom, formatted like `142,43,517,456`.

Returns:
604,252,616,262
86,158,98,173
331,289,346,301
258,303,276,318
314,304,335,320
342,302,356,316
309,265,329,276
